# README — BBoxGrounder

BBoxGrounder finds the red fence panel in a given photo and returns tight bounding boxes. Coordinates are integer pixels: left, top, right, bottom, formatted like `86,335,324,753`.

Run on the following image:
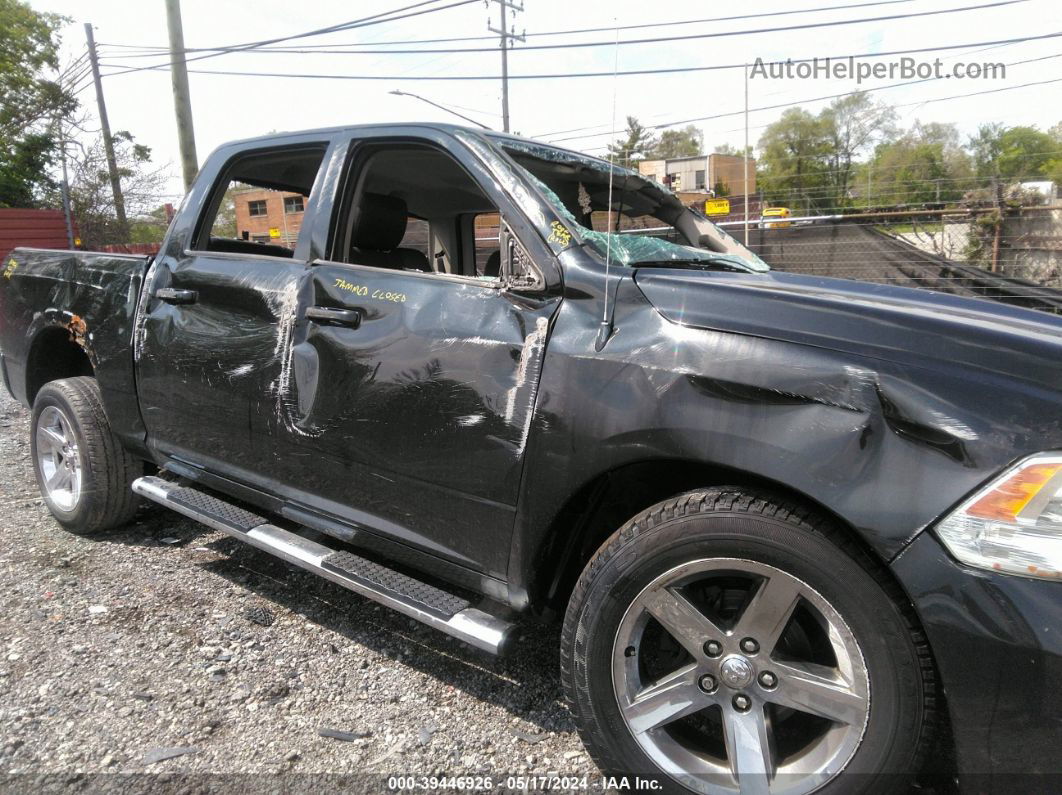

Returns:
0,209,72,260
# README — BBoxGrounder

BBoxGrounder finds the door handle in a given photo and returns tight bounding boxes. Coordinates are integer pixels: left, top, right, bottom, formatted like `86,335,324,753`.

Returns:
306,306,361,328
154,287,197,305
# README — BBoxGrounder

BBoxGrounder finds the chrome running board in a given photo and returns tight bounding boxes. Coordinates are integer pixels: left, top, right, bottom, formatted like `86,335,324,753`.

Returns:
131,475,513,654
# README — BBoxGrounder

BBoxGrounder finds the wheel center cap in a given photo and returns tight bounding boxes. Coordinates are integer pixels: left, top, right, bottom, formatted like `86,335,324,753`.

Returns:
719,655,754,689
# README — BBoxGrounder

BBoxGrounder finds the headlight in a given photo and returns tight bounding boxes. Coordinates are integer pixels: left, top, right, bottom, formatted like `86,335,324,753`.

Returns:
936,454,1062,581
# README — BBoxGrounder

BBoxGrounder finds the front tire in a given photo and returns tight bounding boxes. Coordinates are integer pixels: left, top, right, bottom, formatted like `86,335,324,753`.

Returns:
561,488,934,794
31,377,142,534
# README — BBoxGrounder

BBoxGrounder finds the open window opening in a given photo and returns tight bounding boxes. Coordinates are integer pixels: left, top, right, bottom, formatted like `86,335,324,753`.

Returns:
196,145,327,258
335,143,504,282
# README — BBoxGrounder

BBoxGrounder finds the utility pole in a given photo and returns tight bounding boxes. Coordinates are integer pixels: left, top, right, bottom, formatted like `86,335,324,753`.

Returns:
991,175,1003,273
84,22,127,237
743,62,750,246
165,0,198,190
487,0,524,133
53,119,75,249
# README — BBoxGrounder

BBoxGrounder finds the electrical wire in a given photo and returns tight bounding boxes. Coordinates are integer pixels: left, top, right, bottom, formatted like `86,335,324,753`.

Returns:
100,0,1031,60
95,0,917,54
100,30,1062,86
530,31,1062,137
548,53,1062,143
102,0,479,77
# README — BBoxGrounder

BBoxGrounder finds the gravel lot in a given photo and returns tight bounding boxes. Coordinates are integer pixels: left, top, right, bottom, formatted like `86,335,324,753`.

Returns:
0,386,952,794
0,387,598,787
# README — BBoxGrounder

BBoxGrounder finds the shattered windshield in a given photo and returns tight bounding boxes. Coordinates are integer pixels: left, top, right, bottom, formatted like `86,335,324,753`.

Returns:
495,138,768,272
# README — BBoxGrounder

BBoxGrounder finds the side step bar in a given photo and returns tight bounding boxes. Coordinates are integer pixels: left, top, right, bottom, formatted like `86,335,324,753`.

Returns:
131,476,514,654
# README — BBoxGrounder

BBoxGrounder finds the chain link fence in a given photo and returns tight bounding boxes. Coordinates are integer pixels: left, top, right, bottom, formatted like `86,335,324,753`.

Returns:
716,207,1062,314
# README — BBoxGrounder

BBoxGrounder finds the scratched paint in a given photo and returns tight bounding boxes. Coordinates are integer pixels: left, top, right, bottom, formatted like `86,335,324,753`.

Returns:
5,125,1062,602
505,316,549,453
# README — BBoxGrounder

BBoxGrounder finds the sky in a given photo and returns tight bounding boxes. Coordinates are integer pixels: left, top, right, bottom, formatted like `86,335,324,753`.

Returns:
28,0,1062,201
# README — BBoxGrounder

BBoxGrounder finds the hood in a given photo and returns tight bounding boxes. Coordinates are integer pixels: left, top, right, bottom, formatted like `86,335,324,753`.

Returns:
634,268,1062,395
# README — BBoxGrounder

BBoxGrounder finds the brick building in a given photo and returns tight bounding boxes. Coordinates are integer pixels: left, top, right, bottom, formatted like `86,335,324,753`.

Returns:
638,153,756,196
232,187,307,248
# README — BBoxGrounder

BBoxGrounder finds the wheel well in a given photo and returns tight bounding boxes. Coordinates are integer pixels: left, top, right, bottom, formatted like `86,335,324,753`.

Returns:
540,460,954,783
25,327,94,404
536,458,892,613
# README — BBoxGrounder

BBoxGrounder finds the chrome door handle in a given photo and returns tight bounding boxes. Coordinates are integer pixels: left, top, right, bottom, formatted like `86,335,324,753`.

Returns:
306,306,361,327
154,287,197,305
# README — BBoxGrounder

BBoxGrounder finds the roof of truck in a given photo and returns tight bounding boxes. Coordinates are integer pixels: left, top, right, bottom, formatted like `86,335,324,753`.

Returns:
220,123,616,168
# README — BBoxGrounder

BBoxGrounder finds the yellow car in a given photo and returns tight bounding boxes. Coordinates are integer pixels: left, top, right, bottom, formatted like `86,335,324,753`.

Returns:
760,206,792,228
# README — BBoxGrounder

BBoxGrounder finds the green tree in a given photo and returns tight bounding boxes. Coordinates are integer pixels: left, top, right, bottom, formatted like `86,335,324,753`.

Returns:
968,123,1005,178
1024,121,1062,187
712,143,753,157
865,122,971,207
996,126,1056,181
969,124,1057,182
649,125,703,159
0,131,55,207
820,92,896,207
607,116,657,167
757,108,832,212
0,0,76,207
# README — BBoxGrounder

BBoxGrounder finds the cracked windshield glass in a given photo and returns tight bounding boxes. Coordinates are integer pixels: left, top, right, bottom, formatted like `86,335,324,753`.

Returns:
496,138,769,272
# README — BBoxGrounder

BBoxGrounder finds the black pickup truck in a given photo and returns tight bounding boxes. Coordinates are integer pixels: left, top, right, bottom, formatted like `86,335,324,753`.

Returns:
2,123,1060,793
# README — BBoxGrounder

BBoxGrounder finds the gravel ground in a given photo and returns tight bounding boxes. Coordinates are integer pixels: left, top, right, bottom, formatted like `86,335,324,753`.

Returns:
0,387,599,789
0,387,953,794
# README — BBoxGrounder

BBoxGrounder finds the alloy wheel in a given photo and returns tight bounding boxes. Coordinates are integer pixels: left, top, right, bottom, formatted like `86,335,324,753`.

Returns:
36,405,83,512
612,558,869,794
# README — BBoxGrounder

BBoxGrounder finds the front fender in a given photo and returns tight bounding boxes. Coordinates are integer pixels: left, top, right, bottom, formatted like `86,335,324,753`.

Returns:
510,270,1062,602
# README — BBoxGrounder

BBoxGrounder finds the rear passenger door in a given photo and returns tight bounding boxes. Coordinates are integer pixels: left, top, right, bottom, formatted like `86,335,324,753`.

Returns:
136,139,331,478
273,130,562,579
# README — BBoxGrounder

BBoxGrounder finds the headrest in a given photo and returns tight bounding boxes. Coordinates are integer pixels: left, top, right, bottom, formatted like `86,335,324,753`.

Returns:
351,192,408,251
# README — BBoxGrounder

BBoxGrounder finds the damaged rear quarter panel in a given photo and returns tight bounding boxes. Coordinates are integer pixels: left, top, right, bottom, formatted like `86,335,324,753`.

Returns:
511,261,1062,597
0,248,150,444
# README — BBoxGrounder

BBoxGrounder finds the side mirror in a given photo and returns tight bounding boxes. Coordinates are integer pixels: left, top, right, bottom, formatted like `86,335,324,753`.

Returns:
500,220,545,292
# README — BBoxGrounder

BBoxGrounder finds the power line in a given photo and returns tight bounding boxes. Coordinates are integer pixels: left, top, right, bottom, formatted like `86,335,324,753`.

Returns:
530,31,1062,137
549,53,1062,143
103,0,479,77
97,0,918,56
99,30,1062,87
98,0,1031,60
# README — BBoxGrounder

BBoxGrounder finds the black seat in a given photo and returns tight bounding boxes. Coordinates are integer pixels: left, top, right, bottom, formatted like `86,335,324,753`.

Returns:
483,250,501,278
348,193,430,272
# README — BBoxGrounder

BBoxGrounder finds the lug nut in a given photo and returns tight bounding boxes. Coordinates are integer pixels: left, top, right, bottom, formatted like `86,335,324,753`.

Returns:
740,638,760,654
703,640,723,658
758,671,777,689
698,674,718,694
732,694,752,712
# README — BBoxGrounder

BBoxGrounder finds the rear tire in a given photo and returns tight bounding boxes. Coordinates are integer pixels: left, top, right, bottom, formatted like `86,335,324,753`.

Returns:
31,377,142,534
561,488,935,794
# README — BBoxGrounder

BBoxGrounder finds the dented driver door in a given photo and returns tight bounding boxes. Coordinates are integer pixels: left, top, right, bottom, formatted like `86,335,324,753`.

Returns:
273,262,558,579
